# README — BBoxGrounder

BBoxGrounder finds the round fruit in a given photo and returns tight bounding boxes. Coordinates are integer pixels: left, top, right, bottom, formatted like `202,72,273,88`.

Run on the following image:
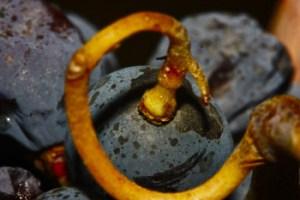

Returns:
66,66,233,198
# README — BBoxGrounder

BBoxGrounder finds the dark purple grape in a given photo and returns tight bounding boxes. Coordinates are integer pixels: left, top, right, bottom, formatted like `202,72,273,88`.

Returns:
66,66,233,198
0,0,117,151
0,167,41,200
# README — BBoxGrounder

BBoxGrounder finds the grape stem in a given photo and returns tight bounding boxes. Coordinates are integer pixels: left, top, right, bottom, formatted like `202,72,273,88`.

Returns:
66,11,210,124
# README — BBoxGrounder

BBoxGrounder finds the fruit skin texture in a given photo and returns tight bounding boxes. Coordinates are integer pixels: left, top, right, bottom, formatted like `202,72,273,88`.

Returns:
36,187,90,200
0,0,81,151
0,0,116,151
0,167,42,200
66,66,233,198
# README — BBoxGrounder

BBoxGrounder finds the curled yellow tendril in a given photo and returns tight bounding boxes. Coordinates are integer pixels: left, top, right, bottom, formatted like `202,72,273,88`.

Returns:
65,11,300,200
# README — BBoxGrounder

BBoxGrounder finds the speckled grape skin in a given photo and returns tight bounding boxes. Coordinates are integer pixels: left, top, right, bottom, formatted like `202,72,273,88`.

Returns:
0,0,117,151
36,187,90,200
66,66,233,198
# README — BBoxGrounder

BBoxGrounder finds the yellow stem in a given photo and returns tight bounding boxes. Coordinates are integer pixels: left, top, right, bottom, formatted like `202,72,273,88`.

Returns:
66,11,210,124
64,12,267,200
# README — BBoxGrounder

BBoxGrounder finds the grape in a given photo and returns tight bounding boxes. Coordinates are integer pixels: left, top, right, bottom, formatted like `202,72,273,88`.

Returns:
0,0,118,151
0,167,41,200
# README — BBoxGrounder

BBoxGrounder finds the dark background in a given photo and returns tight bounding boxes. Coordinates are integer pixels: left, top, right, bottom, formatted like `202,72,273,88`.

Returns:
52,0,278,67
